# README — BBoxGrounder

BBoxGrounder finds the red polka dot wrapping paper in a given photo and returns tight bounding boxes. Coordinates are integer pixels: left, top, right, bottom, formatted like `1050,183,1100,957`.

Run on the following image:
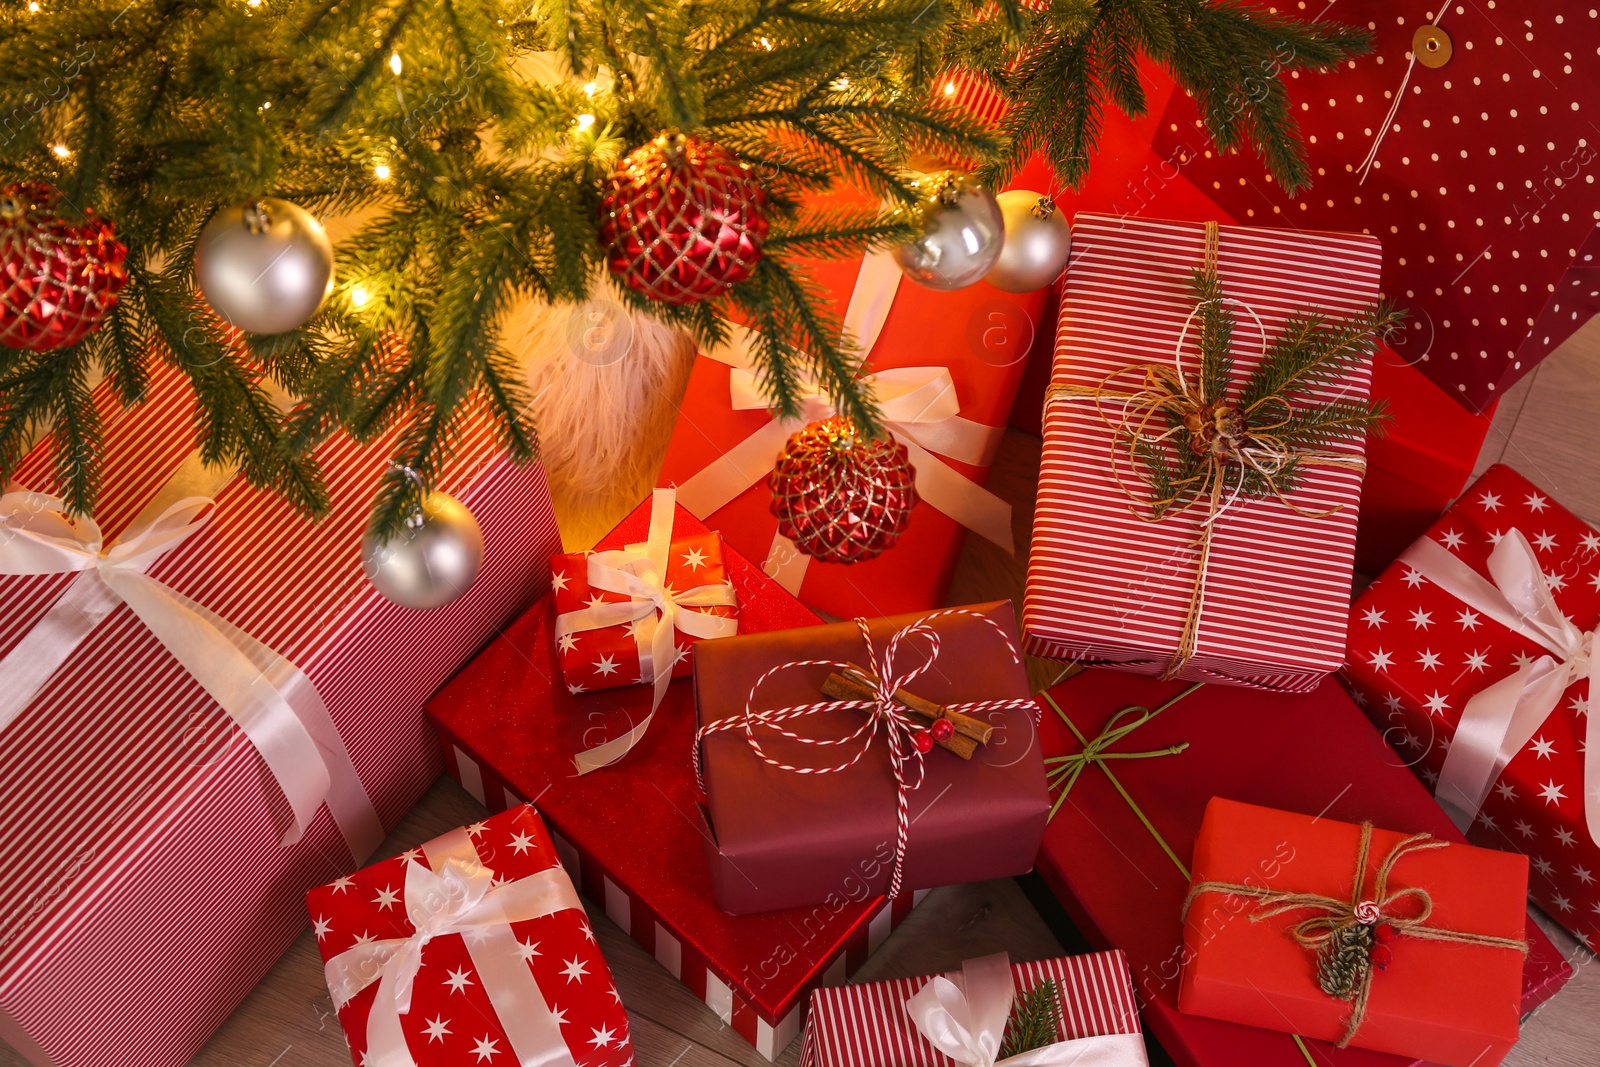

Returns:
306,804,633,1067
1151,0,1600,410
1342,463,1600,952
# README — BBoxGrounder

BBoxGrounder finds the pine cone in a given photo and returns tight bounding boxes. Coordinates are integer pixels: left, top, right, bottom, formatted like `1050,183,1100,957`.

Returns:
1316,923,1374,1001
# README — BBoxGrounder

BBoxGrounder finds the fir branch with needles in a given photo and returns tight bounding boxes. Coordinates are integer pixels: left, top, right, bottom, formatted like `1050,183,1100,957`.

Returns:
998,978,1063,1060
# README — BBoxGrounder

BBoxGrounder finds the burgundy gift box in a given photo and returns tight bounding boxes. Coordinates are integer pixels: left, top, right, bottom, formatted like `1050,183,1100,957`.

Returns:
694,601,1048,915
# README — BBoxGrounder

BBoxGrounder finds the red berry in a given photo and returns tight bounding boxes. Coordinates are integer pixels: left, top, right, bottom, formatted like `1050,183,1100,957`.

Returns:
1374,922,1399,944
1369,944,1393,971
931,718,956,742
913,731,935,754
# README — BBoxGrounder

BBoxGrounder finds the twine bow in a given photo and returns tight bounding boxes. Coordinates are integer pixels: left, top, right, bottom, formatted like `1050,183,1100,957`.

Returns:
1183,823,1527,1048
323,820,586,1067
693,608,1036,899
1046,221,1369,679
556,487,738,773
1397,529,1600,846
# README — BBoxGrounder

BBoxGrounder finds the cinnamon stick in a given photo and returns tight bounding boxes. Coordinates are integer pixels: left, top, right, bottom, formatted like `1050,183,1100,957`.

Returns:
820,666,993,760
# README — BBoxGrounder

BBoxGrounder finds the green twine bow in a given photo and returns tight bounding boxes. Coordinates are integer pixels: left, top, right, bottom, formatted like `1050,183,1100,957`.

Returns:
1041,679,1320,1067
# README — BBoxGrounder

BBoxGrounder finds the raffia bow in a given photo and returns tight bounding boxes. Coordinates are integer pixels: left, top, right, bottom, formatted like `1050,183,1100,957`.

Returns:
692,608,1037,899
1183,822,1527,1048
1046,221,1396,678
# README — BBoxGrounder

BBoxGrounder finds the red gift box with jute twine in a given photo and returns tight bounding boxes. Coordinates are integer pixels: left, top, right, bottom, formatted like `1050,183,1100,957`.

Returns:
1180,798,1528,1066
1033,668,1571,1067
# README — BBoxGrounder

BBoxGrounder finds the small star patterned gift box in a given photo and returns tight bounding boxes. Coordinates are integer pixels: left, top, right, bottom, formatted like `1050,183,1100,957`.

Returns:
306,804,633,1067
551,488,738,698
1343,463,1600,951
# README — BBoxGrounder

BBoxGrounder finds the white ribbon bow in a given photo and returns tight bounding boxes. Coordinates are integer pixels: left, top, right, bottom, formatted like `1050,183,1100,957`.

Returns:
906,954,1149,1067
675,250,1012,596
0,487,383,854
1399,529,1600,845
554,487,738,773
324,823,585,1067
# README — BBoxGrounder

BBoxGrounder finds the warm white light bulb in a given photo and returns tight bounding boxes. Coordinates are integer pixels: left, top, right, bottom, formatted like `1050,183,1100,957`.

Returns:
373,162,391,180
50,143,70,159
759,36,772,50
27,1,40,11
351,286,369,307
583,81,597,97
943,80,957,96
389,52,402,76
576,113,595,131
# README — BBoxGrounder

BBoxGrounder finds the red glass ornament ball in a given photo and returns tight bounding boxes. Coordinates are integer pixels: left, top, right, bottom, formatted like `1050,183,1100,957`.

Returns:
767,415,918,565
0,183,128,351
597,131,769,305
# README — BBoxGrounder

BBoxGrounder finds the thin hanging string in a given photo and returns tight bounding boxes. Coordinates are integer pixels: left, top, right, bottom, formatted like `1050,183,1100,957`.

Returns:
1357,9,1447,185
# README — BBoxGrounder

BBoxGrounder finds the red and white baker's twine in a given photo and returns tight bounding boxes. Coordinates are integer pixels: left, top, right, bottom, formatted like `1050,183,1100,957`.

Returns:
693,609,1039,899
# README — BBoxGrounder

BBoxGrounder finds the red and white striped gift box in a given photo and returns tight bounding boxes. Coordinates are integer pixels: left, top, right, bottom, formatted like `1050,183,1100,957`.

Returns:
439,741,928,1061
1023,213,1383,690
798,950,1144,1067
0,363,559,1067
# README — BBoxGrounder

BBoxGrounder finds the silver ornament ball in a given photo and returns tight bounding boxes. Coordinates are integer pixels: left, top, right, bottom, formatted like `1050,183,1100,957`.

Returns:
361,491,485,610
195,197,334,335
985,190,1072,293
892,173,1005,291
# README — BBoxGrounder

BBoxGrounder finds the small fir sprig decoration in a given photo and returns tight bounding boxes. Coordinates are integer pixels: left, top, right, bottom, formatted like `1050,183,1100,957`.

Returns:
997,977,1063,1059
1130,260,1404,521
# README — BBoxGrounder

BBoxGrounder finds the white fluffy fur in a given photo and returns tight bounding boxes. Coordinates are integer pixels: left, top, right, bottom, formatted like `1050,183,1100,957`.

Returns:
503,276,698,547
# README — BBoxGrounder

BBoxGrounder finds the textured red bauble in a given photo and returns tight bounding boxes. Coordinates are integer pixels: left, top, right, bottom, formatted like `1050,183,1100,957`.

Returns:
767,415,918,564
597,131,768,305
0,183,127,350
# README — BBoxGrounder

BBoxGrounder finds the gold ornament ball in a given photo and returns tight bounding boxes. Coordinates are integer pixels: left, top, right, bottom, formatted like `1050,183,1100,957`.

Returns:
195,197,334,335
360,491,485,610
985,190,1072,293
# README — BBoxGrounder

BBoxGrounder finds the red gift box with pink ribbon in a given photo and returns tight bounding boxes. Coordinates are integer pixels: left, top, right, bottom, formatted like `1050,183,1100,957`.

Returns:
657,180,1053,619
0,362,558,1067
308,803,632,1067
1343,463,1600,951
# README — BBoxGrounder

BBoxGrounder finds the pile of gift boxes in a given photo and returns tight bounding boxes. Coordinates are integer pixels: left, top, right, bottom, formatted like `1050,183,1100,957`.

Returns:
6,59,1600,1067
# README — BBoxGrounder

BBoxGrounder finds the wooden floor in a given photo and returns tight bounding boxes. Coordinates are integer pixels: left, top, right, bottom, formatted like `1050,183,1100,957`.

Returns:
11,324,1600,1067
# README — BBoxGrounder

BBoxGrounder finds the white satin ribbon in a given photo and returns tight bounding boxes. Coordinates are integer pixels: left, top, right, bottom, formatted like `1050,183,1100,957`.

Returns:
0,482,383,856
674,250,1013,596
324,822,583,1067
1399,530,1600,845
906,953,1148,1067
554,487,737,774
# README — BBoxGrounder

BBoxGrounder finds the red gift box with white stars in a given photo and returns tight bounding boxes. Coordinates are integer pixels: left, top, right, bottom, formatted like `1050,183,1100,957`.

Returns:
549,498,736,695
1343,463,1600,949
307,804,632,1067
1151,1,1600,412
